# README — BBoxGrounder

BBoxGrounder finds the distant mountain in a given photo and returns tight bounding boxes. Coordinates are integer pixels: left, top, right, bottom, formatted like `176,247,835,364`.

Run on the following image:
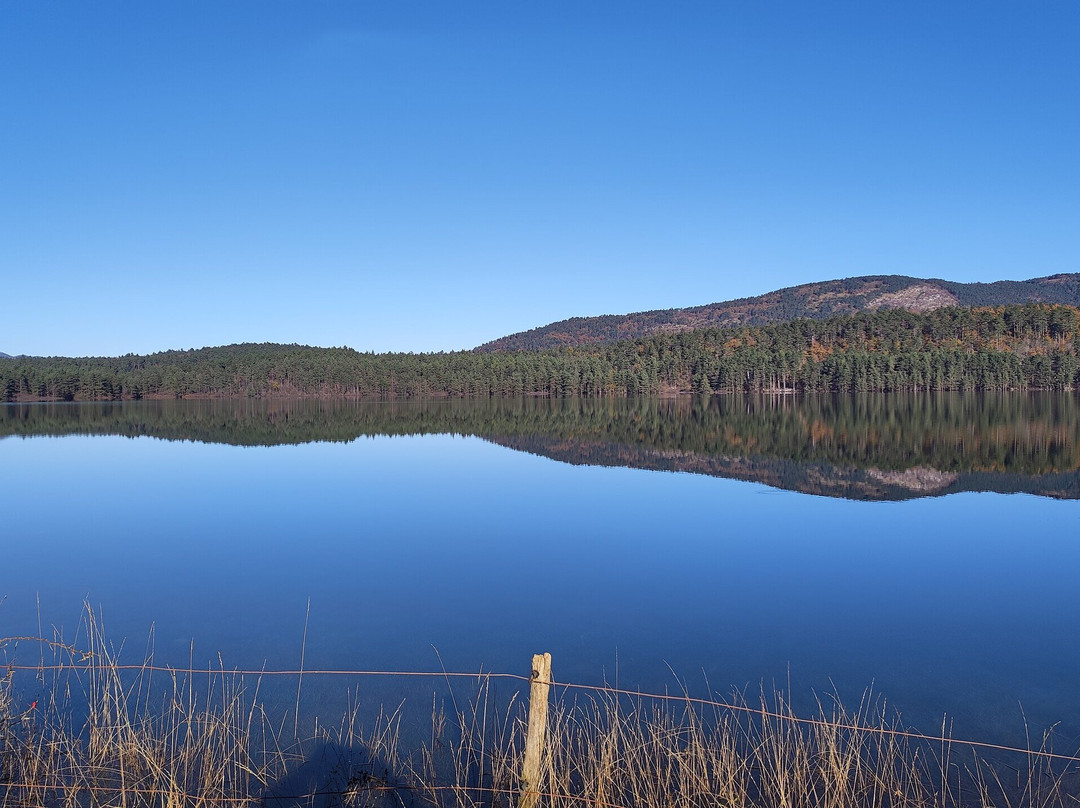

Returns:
0,352,11,359
476,273,1080,352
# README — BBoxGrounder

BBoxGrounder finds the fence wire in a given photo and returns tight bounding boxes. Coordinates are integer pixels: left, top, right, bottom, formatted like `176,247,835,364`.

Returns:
4,634,1079,767
4,632,1080,807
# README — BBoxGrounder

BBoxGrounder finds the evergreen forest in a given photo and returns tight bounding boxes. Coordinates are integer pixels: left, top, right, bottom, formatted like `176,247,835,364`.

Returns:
3,304,1079,401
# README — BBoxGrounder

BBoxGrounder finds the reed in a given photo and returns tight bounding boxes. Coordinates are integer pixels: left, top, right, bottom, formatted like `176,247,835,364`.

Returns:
1,614,297,807
3,618,1077,807
401,679,1079,808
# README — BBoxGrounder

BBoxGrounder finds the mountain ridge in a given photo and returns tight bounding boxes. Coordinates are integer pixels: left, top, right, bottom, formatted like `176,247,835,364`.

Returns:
476,273,1080,352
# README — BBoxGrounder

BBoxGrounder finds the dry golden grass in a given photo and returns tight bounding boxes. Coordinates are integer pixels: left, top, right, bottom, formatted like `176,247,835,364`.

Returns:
402,680,1079,808
3,616,1078,807
2,613,297,807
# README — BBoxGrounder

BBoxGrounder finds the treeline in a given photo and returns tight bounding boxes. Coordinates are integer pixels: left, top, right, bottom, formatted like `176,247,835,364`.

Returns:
3,304,1080,401
659,302,1080,395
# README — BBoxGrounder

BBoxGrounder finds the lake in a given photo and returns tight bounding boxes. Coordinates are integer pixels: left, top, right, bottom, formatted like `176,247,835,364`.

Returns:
2,394,1079,750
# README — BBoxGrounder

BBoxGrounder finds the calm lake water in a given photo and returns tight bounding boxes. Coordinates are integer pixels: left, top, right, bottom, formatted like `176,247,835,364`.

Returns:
2,395,1079,748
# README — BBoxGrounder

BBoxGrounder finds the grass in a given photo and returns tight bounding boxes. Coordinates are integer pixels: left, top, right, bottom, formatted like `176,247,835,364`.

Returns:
2,615,295,807
406,681,1080,808
3,615,1078,807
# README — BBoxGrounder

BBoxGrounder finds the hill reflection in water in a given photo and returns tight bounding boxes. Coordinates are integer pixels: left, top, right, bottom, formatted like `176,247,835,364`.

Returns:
3,393,1078,500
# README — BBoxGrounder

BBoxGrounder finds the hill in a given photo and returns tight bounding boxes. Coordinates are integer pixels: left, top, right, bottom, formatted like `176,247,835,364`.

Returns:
0,352,11,359
3,303,1078,400
476,273,1080,352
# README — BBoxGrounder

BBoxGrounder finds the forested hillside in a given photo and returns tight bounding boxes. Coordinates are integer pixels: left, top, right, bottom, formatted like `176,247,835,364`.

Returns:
477,273,1080,352
3,304,1079,401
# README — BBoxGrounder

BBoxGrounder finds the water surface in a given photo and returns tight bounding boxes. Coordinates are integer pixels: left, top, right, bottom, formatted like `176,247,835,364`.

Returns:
2,395,1078,748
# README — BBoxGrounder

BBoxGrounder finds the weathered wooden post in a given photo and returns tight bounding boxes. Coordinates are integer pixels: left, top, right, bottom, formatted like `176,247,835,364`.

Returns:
518,652,552,808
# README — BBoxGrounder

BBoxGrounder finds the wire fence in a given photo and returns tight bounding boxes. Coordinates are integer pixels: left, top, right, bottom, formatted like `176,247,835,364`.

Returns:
5,655,1079,766
4,633,1080,807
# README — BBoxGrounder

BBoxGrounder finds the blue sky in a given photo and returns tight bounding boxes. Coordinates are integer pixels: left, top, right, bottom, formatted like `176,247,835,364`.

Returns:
2,2,1078,357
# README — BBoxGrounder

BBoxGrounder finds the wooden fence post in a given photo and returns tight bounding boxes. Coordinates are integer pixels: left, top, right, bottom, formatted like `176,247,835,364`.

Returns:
518,652,552,808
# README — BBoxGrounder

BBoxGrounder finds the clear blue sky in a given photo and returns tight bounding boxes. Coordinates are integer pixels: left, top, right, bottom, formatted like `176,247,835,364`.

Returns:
2,2,1078,357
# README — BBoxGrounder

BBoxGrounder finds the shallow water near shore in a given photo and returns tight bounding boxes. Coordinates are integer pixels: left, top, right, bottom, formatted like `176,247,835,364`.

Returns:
2,394,1079,750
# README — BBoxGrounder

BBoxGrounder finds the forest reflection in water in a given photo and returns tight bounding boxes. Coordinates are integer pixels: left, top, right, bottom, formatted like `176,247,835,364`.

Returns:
4,392,1078,500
